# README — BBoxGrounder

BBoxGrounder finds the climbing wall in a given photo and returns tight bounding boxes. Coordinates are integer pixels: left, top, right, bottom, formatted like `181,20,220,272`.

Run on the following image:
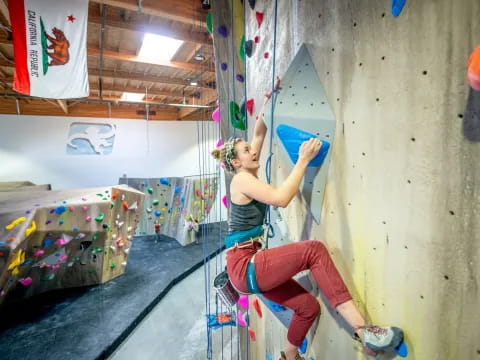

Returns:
0,185,144,307
120,176,218,245
210,0,480,359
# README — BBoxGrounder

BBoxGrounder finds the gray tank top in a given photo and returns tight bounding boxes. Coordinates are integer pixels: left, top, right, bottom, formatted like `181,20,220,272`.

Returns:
228,199,267,233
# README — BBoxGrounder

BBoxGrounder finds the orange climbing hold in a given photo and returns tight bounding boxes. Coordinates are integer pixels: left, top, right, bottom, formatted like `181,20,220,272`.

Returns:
467,45,480,91
112,189,120,200
122,201,129,210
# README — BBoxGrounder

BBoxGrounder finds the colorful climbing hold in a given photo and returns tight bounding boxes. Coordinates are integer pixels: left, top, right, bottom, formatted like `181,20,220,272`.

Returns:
276,124,330,167
238,295,249,309
264,52,269,59
110,263,116,269
95,213,105,222
237,310,248,327
391,0,406,17
256,11,264,28
299,337,308,354
5,216,26,230
54,205,67,214
248,0,255,10
216,138,223,147
34,249,45,257
86,216,92,222
221,63,228,71
248,328,256,341
239,35,246,60
122,201,129,210
160,178,170,186
82,206,88,211
229,101,246,130
59,254,68,262
253,298,263,317
59,220,64,225
246,99,254,116
254,35,260,43
18,277,33,286
147,187,154,194
152,199,160,206
212,107,220,123
236,74,245,82
112,189,120,200
245,39,253,58
155,210,161,217
395,340,408,357
218,25,228,38
467,45,480,91
222,195,228,208
69,206,75,212
206,12,213,34
26,221,37,237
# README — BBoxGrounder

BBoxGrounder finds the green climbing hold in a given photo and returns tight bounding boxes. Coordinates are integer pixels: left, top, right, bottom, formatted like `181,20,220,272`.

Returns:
93,234,99,241
206,12,213,34
152,199,159,206
147,187,153,194
92,246,103,253
96,193,103,197
110,202,115,209
88,269,96,274
41,273,55,281
229,101,246,130
239,35,246,61
74,256,80,261
110,263,116,269
95,213,105,222
102,197,108,201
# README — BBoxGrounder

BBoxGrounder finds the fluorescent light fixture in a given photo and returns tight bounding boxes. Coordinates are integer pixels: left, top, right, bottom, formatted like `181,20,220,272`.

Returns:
190,80,198,86
121,92,145,102
137,33,184,64
193,53,205,61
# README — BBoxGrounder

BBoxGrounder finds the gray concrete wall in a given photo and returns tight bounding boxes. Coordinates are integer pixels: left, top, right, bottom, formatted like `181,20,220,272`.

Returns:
233,0,480,359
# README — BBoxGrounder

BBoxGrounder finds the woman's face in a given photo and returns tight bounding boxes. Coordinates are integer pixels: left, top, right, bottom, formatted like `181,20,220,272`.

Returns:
233,140,259,171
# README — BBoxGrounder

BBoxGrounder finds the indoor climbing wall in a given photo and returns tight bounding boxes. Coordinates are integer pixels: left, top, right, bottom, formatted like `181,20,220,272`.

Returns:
210,0,480,359
0,185,144,307
120,176,218,245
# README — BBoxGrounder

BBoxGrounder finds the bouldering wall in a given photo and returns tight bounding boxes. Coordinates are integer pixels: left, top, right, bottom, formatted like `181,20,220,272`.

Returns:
210,0,480,359
0,185,144,307
119,176,218,245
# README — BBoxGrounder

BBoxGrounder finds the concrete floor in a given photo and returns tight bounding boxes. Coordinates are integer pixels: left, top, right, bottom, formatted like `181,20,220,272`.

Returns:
109,254,240,360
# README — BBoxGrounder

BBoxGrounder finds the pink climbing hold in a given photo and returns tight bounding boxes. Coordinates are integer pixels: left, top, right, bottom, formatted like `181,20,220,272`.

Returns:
216,138,223,147
69,206,75,212
222,195,228,208
56,238,69,246
19,277,33,286
212,107,221,123
86,216,92,222
81,197,87,201
254,35,260,43
237,310,248,327
246,99,254,116
264,52,269,59
255,11,264,28
59,254,68,262
238,295,249,309
82,206,88,211
34,250,45,257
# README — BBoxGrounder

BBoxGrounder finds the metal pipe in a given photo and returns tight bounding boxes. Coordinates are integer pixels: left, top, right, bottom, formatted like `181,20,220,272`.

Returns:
0,93,216,109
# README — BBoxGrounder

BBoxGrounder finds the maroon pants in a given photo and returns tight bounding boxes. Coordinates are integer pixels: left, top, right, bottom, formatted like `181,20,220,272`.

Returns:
227,240,352,347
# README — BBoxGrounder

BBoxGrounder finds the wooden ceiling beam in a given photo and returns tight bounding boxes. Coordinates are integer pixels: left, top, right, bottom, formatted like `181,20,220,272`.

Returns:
90,83,184,99
89,0,208,26
88,12,212,46
0,96,182,120
57,100,68,114
179,88,217,119
0,0,10,27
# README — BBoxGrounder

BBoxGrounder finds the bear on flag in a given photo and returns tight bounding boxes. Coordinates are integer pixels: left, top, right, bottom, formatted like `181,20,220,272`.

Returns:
8,0,89,99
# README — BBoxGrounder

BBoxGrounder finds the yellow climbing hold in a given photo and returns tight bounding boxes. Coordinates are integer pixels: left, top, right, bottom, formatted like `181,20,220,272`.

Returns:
5,217,26,230
8,249,25,275
25,221,37,237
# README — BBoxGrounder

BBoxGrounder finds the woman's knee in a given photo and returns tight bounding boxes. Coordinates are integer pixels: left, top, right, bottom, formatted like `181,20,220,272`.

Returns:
305,239,328,255
299,295,321,320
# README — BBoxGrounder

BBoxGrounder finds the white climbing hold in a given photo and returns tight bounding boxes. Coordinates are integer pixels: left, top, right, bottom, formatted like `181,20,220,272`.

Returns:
128,201,138,210
123,248,130,255
121,194,125,201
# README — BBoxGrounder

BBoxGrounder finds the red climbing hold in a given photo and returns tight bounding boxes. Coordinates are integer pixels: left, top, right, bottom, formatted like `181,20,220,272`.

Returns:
122,201,129,210
246,99,254,116
254,35,260,43
248,328,256,341
253,298,263,318
256,11,264,28
264,52,269,59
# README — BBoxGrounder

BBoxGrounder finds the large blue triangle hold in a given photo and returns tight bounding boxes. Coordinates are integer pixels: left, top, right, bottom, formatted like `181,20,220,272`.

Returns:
276,124,330,167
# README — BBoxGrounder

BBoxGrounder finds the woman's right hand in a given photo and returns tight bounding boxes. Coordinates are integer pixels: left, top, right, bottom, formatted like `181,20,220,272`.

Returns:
298,138,322,163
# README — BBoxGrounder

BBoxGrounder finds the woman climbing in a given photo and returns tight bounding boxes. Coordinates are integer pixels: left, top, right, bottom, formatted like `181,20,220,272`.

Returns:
211,78,404,360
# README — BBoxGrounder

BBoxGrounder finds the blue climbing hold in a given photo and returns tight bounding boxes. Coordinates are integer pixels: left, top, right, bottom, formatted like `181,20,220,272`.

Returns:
43,239,52,248
174,186,182,194
299,337,308,354
180,194,185,202
391,0,406,17
266,354,273,360
160,178,170,186
54,205,67,215
276,124,330,167
395,340,408,357
154,211,161,217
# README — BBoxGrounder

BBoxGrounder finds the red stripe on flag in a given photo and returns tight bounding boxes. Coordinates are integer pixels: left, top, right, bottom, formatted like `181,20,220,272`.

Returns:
8,0,30,95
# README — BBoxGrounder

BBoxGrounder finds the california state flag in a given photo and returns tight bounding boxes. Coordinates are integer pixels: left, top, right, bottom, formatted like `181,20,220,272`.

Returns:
8,0,89,98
